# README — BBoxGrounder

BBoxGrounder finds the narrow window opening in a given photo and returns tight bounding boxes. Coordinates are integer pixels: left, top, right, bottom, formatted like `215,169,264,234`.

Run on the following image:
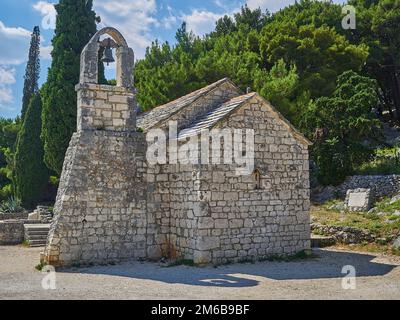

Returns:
253,169,262,190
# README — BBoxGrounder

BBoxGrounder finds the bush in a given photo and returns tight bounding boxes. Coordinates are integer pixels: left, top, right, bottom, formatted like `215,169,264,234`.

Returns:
302,71,381,185
355,147,400,175
0,196,23,214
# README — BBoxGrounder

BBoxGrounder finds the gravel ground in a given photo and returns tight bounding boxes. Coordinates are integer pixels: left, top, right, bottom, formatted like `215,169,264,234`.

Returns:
0,245,399,300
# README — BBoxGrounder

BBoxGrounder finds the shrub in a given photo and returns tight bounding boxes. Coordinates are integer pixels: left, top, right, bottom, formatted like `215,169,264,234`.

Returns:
0,196,23,214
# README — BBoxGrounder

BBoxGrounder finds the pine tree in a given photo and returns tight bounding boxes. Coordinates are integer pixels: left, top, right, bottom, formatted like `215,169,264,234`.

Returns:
15,93,50,209
41,0,101,175
21,26,40,121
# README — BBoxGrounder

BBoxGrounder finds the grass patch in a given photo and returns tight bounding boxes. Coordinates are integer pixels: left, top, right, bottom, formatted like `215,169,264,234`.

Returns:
167,259,196,268
21,240,30,248
333,243,400,256
374,198,400,215
354,147,400,175
312,199,400,256
312,204,400,239
35,262,48,271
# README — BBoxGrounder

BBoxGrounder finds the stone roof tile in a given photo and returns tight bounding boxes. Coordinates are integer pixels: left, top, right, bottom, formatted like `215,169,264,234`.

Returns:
177,93,255,140
137,78,231,131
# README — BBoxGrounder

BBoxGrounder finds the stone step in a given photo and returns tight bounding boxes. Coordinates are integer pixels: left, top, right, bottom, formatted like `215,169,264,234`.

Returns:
25,230,49,236
27,234,48,240
28,240,47,247
25,226,50,232
311,235,336,248
24,224,50,248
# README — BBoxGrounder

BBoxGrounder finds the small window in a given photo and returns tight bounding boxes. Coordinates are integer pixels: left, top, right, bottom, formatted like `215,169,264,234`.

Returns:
253,169,262,190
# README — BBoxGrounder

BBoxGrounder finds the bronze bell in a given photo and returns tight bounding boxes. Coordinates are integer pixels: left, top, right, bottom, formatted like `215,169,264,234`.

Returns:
101,46,115,66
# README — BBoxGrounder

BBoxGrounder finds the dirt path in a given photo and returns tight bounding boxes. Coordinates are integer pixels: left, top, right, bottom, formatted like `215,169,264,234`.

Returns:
0,245,399,300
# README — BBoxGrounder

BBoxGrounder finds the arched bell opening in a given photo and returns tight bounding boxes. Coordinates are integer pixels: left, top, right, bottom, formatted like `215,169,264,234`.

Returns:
98,36,117,85
79,27,134,88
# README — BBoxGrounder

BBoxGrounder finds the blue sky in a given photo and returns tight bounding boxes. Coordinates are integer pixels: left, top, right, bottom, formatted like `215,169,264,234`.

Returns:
0,0,345,118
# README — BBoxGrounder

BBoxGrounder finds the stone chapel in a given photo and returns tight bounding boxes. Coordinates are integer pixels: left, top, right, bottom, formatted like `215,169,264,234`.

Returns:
42,27,312,267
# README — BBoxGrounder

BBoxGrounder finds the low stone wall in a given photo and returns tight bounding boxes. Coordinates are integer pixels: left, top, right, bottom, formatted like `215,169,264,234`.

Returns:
311,223,375,244
0,220,25,245
337,175,400,199
0,212,28,220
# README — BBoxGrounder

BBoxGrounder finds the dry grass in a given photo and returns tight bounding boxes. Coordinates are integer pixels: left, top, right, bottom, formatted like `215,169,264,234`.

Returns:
311,199,400,256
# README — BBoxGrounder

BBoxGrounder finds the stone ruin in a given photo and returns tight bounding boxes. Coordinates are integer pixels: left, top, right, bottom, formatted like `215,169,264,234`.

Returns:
42,27,312,267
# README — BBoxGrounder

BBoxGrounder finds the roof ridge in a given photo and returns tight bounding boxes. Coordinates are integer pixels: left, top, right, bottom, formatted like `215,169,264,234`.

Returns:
139,78,230,115
137,78,237,131
177,93,255,140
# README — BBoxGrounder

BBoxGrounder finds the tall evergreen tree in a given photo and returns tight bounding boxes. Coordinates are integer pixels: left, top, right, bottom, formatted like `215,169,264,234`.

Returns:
41,0,101,175
21,26,40,121
15,93,50,209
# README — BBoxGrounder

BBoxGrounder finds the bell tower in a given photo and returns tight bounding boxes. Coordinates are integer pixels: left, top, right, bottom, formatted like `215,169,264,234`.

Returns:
42,28,156,267
76,27,137,132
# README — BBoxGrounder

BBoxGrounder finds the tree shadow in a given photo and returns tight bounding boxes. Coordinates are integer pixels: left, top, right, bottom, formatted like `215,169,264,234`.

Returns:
63,249,398,288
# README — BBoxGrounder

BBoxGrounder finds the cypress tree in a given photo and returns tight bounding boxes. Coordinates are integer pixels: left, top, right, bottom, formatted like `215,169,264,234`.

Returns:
41,0,102,175
15,93,50,209
21,26,40,121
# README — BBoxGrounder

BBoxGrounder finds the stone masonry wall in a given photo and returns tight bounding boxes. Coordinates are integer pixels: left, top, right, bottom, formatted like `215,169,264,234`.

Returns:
151,96,311,265
43,130,155,266
43,82,311,266
0,221,25,245
337,175,400,199
179,96,311,264
42,83,159,267
77,83,136,132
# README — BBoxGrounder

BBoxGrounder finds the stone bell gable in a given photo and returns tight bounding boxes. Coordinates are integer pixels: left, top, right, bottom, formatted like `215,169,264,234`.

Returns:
42,27,312,267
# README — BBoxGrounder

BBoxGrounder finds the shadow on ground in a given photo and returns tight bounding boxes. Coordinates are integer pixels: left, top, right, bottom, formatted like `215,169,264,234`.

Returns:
63,249,398,288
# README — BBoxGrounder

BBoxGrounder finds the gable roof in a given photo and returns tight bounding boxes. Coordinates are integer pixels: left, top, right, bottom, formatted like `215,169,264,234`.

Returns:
136,78,237,132
177,92,312,146
178,93,255,140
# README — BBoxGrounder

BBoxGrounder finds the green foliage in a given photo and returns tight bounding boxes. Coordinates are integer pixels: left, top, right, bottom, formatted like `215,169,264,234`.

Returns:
374,197,400,215
348,0,400,119
14,93,50,209
355,147,400,175
135,6,270,111
254,59,300,121
21,26,40,121
135,2,368,121
0,118,20,201
41,0,101,175
259,22,369,99
302,71,381,185
0,196,23,214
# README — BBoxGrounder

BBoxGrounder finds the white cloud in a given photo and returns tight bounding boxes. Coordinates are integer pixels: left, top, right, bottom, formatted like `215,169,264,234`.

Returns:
0,66,16,85
95,0,159,59
0,21,31,65
183,10,223,36
246,0,295,12
162,5,178,30
0,66,16,108
33,1,57,30
40,45,53,60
